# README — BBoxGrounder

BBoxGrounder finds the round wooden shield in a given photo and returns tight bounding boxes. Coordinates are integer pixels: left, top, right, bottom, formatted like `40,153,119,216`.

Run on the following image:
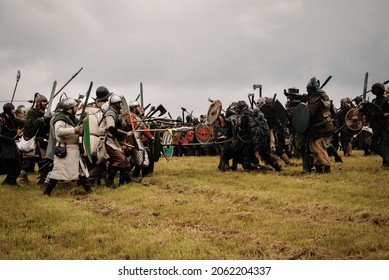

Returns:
206,100,222,125
195,124,211,144
185,130,195,143
292,103,310,133
344,108,364,131
359,102,385,129
161,130,174,160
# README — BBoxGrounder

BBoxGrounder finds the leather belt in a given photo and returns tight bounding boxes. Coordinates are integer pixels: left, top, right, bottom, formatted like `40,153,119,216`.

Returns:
59,141,79,145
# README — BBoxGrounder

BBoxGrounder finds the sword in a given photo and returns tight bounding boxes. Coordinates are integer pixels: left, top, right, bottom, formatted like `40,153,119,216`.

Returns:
320,75,332,89
45,81,57,118
362,72,368,101
77,81,93,125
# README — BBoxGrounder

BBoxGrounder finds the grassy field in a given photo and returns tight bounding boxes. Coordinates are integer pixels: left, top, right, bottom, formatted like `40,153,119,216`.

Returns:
0,150,388,260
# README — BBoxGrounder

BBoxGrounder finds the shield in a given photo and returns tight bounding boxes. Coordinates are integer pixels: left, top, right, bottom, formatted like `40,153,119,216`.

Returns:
292,103,310,133
344,108,364,131
161,130,174,160
272,99,288,127
172,131,182,145
184,130,195,143
206,100,222,125
359,102,385,129
195,124,211,144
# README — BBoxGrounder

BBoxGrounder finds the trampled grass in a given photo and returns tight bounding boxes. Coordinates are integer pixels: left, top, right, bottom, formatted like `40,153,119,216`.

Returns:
0,150,388,260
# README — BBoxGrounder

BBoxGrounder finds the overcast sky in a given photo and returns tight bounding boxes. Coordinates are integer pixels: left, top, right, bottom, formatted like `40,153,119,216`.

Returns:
1,0,388,118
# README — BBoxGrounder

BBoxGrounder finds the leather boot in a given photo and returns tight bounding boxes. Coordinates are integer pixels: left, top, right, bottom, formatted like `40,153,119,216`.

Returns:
132,166,141,178
119,168,131,186
324,166,331,173
106,167,118,189
280,153,292,165
43,179,57,196
37,172,47,186
80,176,92,193
315,166,323,173
302,154,314,172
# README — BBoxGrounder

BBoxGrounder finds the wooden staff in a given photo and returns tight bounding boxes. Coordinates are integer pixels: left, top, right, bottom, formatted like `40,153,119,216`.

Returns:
11,70,21,103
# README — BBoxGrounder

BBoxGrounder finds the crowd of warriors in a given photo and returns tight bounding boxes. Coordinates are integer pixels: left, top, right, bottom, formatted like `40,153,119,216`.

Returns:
1,78,389,194
0,86,157,195
215,77,389,173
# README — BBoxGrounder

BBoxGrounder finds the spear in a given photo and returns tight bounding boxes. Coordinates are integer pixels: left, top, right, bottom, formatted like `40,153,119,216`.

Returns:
53,67,83,99
11,70,21,103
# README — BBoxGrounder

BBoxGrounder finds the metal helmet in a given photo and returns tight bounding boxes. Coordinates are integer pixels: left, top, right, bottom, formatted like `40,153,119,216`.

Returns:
225,102,238,118
306,77,320,92
353,96,363,105
256,97,267,108
3,103,15,113
109,94,122,105
236,100,248,114
129,100,140,110
61,97,77,110
95,86,112,102
371,83,385,95
34,93,48,109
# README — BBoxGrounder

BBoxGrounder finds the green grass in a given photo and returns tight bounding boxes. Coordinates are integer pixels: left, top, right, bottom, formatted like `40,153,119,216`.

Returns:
0,150,388,260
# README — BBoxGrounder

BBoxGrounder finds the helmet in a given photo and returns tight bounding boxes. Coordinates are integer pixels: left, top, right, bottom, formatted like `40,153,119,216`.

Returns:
109,94,122,105
371,83,385,95
34,93,48,109
306,77,320,92
95,86,112,102
236,100,248,114
353,96,363,104
3,103,15,113
225,102,238,118
256,97,267,108
61,97,77,110
129,100,140,110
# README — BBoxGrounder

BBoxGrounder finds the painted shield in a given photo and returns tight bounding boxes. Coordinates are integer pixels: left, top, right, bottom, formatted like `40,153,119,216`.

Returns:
345,108,364,131
359,102,385,129
185,129,195,143
161,130,174,160
195,124,211,144
172,131,182,145
292,103,310,133
206,100,222,125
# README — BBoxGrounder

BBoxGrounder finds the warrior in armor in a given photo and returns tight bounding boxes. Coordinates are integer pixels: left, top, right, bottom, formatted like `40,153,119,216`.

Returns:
217,102,239,171
236,100,282,172
82,86,112,186
284,88,303,158
338,98,354,156
301,77,336,173
127,100,155,178
43,97,92,195
370,83,389,167
99,94,135,188
17,93,51,186
257,97,294,166
0,103,22,185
